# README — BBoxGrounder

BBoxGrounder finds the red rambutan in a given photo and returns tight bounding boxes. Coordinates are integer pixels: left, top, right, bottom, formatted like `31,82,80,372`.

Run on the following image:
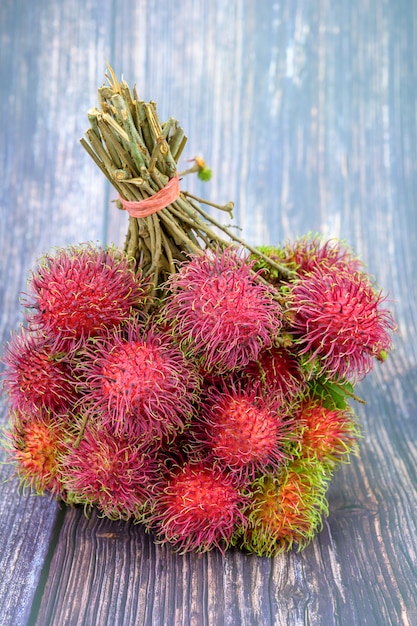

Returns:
241,347,306,403
80,322,200,441
280,235,364,275
164,248,282,374
288,264,396,379
2,329,77,414
5,411,69,496
297,400,360,468
236,459,329,556
24,244,147,346
61,421,160,520
193,384,293,479
252,236,363,287
147,460,248,553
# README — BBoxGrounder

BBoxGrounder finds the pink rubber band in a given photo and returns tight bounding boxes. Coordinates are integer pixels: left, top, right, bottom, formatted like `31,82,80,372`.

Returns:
118,174,180,218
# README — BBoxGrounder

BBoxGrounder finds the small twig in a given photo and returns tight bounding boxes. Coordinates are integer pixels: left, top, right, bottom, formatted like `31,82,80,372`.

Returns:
182,190,234,216
332,382,367,405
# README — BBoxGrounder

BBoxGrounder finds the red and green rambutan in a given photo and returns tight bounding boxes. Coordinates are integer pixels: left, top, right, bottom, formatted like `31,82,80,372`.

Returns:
296,399,361,469
79,322,201,442
278,235,364,275
235,458,330,556
287,264,396,380
191,383,295,480
163,248,282,374
241,347,307,403
146,460,248,553
61,420,160,520
24,244,148,347
4,410,70,497
253,235,363,285
2,328,78,415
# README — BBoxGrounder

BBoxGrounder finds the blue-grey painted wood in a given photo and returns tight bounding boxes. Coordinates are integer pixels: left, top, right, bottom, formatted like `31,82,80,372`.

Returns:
0,1,416,625
0,2,111,624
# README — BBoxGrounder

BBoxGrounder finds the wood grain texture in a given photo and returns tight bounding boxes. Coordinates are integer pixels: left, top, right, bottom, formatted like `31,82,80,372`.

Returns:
0,0,416,625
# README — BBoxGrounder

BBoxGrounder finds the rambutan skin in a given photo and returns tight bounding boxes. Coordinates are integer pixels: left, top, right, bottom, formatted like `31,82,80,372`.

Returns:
297,399,361,469
146,461,248,553
163,248,282,374
235,459,330,556
252,236,363,287
280,235,364,276
192,383,294,480
61,421,160,520
241,347,307,403
288,265,396,379
79,322,201,442
4,411,69,497
24,244,147,346
2,329,77,414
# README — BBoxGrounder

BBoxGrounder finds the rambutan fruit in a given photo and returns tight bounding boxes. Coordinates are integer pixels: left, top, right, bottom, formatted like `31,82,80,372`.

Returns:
241,347,307,403
61,421,160,520
192,384,294,480
146,460,248,553
288,264,396,380
236,459,329,556
80,322,200,442
2,328,78,414
24,244,147,346
279,235,364,276
4,410,69,497
253,236,363,284
297,399,360,469
163,248,282,374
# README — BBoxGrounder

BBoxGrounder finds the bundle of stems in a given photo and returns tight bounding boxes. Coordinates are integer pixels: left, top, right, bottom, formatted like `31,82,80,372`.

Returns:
81,66,292,295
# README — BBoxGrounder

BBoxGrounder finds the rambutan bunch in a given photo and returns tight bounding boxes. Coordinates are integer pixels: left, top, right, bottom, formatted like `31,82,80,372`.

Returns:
1,65,398,556
0,230,396,556
23,243,148,348
163,248,282,374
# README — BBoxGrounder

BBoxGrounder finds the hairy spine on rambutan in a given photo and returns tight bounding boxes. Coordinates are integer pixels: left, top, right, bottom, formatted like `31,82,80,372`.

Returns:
163,248,283,374
146,460,248,554
79,322,201,442
24,244,148,347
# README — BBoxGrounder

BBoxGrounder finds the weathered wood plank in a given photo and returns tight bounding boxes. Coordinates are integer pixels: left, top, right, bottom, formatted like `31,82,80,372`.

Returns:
0,1,112,623
1,0,416,625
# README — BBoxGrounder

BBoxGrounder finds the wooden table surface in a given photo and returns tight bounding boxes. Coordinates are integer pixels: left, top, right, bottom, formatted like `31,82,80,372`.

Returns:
1,1,416,625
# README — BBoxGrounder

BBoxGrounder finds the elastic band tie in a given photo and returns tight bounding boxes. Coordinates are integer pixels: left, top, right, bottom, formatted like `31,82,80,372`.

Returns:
118,174,180,218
